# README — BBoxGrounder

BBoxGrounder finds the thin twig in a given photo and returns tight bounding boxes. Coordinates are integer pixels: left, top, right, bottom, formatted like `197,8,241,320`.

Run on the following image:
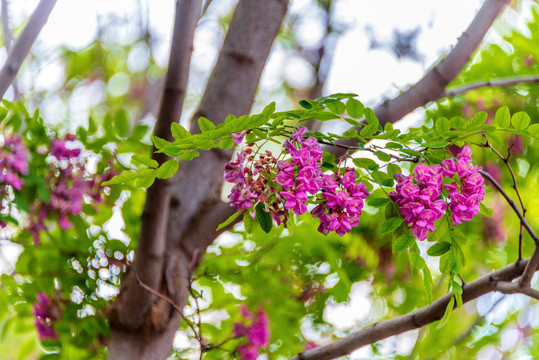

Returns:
495,280,539,300
317,139,417,163
445,76,539,97
483,138,526,260
520,248,539,288
0,0,57,99
479,170,539,287
289,258,529,360
478,170,538,244
130,265,198,335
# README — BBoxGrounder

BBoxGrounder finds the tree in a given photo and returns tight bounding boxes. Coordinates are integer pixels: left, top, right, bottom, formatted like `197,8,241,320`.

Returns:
2,0,539,359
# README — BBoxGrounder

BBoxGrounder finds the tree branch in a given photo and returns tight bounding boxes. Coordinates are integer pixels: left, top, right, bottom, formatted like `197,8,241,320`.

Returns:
1,0,19,99
290,259,529,360
373,0,509,126
109,0,202,337
479,170,538,244
494,280,539,300
445,75,539,97
108,1,288,359
331,0,509,156
0,0,57,99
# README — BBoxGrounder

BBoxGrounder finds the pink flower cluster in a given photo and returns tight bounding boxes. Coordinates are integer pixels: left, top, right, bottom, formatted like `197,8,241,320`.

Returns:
276,127,323,215
224,127,369,236
224,147,283,217
0,135,29,227
311,169,369,236
389,146,484,240
28,136,109,243
33,293,58,341
446,146,485,225
233,305,270,360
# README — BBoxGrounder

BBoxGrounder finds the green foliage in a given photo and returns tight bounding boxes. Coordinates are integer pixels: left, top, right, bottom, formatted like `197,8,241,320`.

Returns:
6,4,539,360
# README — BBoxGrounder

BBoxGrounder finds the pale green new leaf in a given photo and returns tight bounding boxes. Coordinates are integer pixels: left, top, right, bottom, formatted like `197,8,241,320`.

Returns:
437,296,455,329
171,122,190,139
511,111,530,130
102,171,141,186
132,154,158,168
409,251,426,270
157,160,179,179
345,98,364,119
423,267,433,305
217,211,243,231
495,106,510,128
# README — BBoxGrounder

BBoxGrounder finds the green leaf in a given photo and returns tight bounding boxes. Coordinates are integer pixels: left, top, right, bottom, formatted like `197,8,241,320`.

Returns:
198,117,215,132
374,151,391,162
385,142,403,149
330,92,358,99
345,98,364,118
255,203,272,233
423,267,433,305
171,123,190,139
449,253,460,273
466,112,487,128
132,154,158,168
387,163,401,177
393,235,415,254
135,169,157,188
435,117,450,134
367,197,390,207
511,111,530,130
326,100,345,114
102,171,141,186
217,211,243,231
409,251,426,270
360,108,379,137
427,241,451,256
114,109,130,137
495,106,510,128
437,296,455,329
157,160,179,179
299,99,314,109
371,171,394,187
439,252,451,273
152,136,171,150
353,158,379,171
381,217,404,234
428,217,449,242
243,211,257,233
343,129,359,138
479,202,493,217
528,123,539,137
450,116,466,130
179,150,200,161
322,151,335,165
219,135,235,149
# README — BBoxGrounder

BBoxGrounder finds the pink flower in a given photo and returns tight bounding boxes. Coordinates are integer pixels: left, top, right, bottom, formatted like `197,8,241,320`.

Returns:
33,293,58,341
234,306,271,360
231,131,246,145
281,190,308,215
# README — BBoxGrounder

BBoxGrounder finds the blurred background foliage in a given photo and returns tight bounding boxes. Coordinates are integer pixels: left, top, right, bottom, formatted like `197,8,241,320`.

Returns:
0,0,539,359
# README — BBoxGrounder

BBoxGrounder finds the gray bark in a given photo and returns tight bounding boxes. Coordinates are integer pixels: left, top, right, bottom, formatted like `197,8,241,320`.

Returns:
107,0,289,359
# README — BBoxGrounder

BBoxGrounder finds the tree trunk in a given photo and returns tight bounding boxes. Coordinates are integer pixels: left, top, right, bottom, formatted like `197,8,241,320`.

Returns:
107,0,289,359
